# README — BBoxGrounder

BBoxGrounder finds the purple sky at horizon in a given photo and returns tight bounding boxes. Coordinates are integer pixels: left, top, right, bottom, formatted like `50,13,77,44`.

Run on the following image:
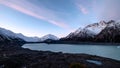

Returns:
0,0,120,37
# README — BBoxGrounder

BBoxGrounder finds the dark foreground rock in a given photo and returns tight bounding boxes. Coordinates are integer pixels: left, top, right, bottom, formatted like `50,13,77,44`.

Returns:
0,43,120,68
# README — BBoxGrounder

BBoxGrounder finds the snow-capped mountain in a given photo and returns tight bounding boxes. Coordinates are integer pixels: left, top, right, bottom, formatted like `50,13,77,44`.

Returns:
61,20,120,42
16,33,59,42
95,20,120,42
85,21,108,34
66,21,105,38
0,27,18,39
0,27,25,43
66,28,95,39
66,21,108,39
16,33,40,42
40,34,59,41
0,27,40,42
62,28,95,42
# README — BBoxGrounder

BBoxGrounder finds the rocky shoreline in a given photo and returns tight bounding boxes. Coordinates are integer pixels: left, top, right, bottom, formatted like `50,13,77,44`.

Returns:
0,43,120,68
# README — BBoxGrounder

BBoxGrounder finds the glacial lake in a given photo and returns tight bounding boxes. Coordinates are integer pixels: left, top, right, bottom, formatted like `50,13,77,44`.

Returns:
22,43,120,60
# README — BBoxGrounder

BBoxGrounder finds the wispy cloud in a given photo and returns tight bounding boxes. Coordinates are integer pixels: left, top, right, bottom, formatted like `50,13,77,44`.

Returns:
74,0,89,14
76,4,88,14
0,0,69,29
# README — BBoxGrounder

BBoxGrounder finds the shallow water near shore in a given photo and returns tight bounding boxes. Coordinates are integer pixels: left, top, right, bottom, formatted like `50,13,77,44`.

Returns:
22,43,120,60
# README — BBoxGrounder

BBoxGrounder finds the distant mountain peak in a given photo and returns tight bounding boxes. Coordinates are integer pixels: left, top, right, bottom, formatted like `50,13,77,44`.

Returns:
40,34,59,41
44,34,55,37
99,20,107,25
84,21,108,34
85,20,106,28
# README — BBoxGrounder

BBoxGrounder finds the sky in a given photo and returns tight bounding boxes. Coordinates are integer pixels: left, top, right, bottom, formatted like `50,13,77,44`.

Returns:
0,0,120,38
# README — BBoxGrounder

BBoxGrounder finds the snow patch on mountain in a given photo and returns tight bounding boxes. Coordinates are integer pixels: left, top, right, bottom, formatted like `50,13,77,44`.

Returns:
66,28,95,39
85,21,107,34
76,28,95,37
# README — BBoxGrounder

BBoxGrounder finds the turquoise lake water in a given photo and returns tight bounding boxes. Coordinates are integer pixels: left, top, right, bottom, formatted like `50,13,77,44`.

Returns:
22,43,120,60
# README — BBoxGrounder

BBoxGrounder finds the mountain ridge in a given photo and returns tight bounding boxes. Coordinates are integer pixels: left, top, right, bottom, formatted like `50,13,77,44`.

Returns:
60,20,120,43
0,27,59,42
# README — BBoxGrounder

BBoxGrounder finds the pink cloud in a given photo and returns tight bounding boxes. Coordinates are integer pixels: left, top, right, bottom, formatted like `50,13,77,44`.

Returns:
0,0,69,29
76,4,89,14
74,0,89,14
